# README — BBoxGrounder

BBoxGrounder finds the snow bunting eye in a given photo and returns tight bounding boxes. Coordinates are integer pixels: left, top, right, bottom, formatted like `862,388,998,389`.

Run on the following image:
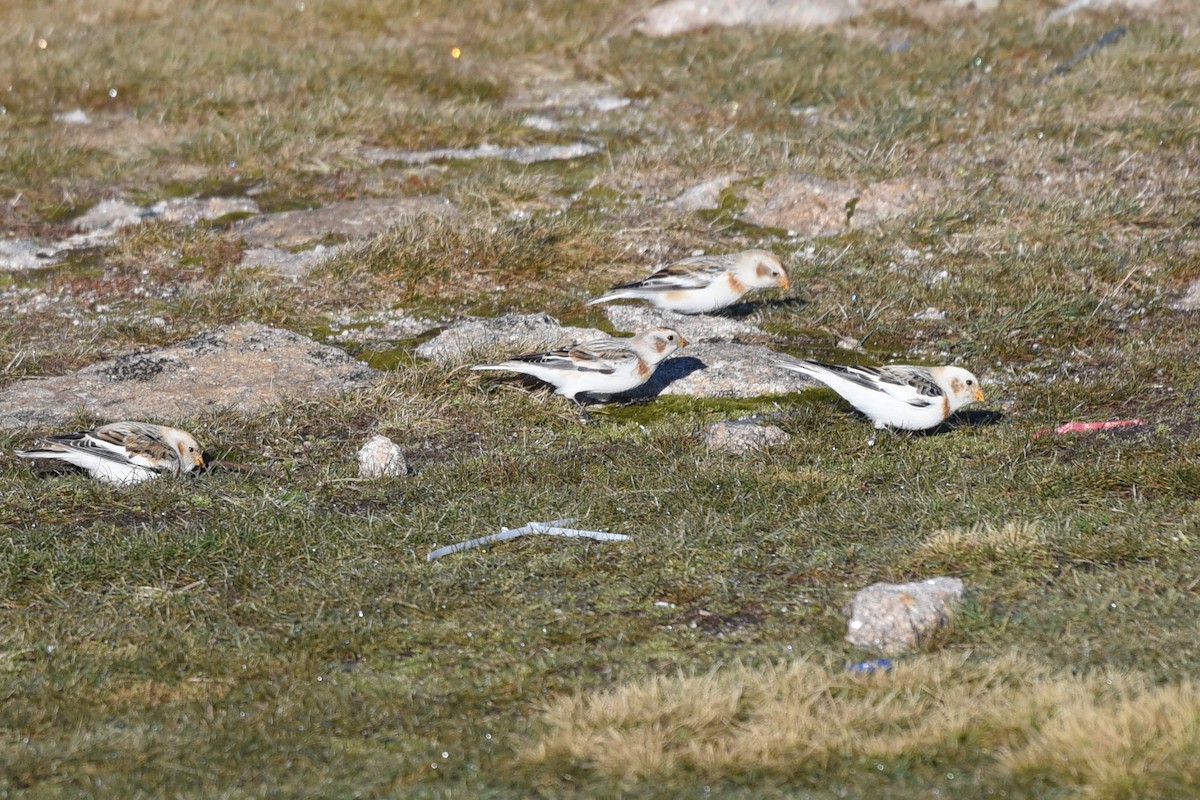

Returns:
966,379,974,386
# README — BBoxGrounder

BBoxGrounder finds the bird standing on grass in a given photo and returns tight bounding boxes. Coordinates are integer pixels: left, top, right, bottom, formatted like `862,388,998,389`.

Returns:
773,357,985,432
587,250,789,314
15,421,206,485
472,327,687,404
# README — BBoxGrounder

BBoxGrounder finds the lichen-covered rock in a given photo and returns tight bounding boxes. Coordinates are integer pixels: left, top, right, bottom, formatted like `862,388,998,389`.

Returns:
0,323,379,428
0,238,58,272
415,313,607,365
845,577,965,655
358,434,407,478
703,419,790,454
632,342,817,398
239,245,344,279
362,142,601,166
601,305,770,343
235,197,456,248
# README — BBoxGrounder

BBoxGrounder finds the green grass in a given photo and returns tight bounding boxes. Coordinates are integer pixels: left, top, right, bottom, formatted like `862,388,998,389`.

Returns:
2,0,1200,797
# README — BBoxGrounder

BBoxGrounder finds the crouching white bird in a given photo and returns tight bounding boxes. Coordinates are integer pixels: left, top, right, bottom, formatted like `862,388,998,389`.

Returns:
472,327,688,404
15,421,206,485
587,250,789,314
774,357,985,431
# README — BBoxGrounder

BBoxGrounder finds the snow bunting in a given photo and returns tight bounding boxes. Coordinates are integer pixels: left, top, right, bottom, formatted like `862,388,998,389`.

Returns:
774,357,985,431
15,421,206,485
587,250,789,314
472,327,688,403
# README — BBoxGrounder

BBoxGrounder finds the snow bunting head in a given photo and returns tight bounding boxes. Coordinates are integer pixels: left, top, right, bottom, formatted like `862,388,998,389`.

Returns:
930,365,986,414
15,421,206,485
587,249,789,314
773,358,984,431
728,249,790,292
471,327,687,403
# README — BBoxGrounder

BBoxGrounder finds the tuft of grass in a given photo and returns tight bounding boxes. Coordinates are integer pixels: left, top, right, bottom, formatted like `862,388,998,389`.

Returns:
522,652,1199,797
314,212,620,315
1003,681,1200,799
917,520,1054,574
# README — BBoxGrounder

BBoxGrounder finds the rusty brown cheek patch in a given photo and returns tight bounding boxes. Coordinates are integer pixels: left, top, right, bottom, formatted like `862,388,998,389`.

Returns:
755,264,772,280
949,377,963,394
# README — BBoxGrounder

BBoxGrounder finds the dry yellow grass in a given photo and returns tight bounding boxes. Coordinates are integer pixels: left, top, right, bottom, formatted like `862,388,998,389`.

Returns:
917,520,1054,572
1004,682,1200,799
524,652,1200,797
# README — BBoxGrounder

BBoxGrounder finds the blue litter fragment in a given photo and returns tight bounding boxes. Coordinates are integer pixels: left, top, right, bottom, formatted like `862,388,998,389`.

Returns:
846,659,894,674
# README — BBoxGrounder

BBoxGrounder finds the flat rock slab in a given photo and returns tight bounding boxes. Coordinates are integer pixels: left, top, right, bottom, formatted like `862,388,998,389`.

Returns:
0,238,58,272
635,0,863,36
235,197,457,248
239,245,344,279
416,313,607,365
506,70,633,114
845,577,965,655
634,342,817,398
601,305,769,342
634,0,996,36
363,142,602,166
4,196,261,269
665,174,742,211
703,419,791,453
0,323,379,428
330,310,440,345
74,196,259,232
741,175,939,236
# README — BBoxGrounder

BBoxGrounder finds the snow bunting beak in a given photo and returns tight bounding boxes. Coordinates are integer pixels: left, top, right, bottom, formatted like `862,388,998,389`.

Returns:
678,335,689,348
779,274,791,291
974,387,985,403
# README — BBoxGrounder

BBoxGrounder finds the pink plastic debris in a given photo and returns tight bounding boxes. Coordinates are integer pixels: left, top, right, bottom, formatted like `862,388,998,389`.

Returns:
1033,419,1147,439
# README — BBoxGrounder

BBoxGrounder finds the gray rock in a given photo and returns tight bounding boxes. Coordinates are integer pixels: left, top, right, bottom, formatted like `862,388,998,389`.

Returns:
740,175,938,236
53,109,91,125
665,174,742,211
634,342,817,398
0,238,60,271
521,115,563,132
362,142,601,166
357,434,407,478
240,245,344,278
235,197,456,248
415,313,607,365
151,196,258,226
845,577,965,655
0,323,379,428
602,305,769,343
634,0,862,37
1170,278,1200,311
506,71,631,114
703,419,790,454
330,310,439,345
634,0,997,36
73,196,258,233
73,199,146,231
